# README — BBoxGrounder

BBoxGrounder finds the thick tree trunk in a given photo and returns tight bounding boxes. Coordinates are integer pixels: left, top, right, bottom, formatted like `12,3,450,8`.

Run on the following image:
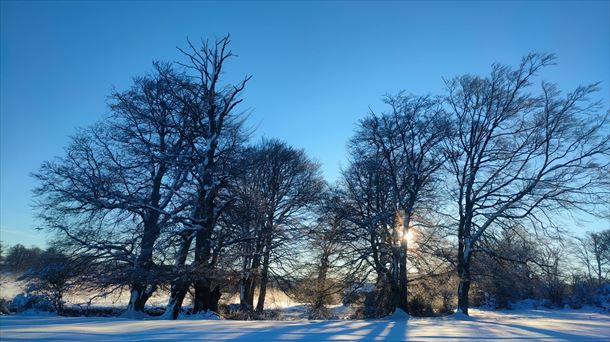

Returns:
193,283,214,312
163,280,190,320
193,279,208,313
398,248,408,311
239,279,254,310
375,275,394,316
240,254,260,311
163,233,193,319
398,209,411,313
457,235,473,316
255,249,271,313
125,210,162,316
193,221,215,314
389,278,401,313
193,281,222,313
312,250,330,311
123,283,156,317
457,267,471,315
389,232,403,312
239,256,251,310
247,268,257,308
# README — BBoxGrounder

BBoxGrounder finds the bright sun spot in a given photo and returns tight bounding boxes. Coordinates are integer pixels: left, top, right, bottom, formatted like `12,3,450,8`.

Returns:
404,229,415,245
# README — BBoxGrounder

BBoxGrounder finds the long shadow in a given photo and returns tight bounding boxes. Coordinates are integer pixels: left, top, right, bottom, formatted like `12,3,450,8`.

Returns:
1,315,411,341
5,312,606,341
375,318,407,341
228,319,397,341
473,318,608,341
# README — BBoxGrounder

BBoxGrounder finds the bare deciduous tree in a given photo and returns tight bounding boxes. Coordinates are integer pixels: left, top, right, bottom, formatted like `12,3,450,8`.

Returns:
443,53,609,315
34,65,190,317
158,35,250,319
229,139,324,313
344,94,449,313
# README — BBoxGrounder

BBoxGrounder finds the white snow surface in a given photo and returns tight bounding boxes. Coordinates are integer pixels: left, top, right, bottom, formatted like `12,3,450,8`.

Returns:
1,308,609,341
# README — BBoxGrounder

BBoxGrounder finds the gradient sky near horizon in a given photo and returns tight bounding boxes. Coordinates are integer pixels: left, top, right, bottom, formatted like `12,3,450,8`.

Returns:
1,1,609,248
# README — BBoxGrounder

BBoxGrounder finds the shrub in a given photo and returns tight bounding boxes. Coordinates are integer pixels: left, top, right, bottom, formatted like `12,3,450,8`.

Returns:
9,293,54,313
408,295,434,317
0,298,10,314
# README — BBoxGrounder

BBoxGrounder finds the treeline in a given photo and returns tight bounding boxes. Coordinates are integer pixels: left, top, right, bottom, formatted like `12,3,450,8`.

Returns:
23,36,609,318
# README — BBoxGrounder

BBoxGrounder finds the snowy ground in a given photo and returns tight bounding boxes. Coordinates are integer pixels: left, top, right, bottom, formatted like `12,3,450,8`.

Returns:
1,309,608,341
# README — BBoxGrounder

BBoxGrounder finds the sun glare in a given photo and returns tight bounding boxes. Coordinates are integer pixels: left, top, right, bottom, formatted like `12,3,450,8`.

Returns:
404,229,415,246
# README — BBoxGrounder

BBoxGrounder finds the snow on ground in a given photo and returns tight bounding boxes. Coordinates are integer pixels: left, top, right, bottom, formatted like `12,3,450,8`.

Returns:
1,308,608,341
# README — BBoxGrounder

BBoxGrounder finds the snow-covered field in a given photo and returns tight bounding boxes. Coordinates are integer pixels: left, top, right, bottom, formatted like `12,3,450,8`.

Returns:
1,308,608,341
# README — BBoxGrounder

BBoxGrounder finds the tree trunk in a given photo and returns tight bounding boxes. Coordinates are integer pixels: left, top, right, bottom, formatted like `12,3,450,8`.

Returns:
239,256,252,310
165,280,190,319
398,247,408,311
193,281,222,313
596,254,602,286
389,278,401,313
125,210,162,315
193,280,208,313
192,208,215,313
374,275,394,316
255,249,271,313
247,266,257,308
398,209,411,313
163,233,193,319
240,254,260,311
457,236,472,316
313,250,330,311
457,266,471,315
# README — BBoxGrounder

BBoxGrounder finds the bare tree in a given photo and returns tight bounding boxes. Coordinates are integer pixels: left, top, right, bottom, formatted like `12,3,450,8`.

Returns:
19,247,89,315
574,234,596,283
33,65,190,317
443,53,609,315
590,230,610,284
225,139,324,313
305,189,359,319
3,244,43,273
577,230,610,285
160,35,250,319
344,94,449,313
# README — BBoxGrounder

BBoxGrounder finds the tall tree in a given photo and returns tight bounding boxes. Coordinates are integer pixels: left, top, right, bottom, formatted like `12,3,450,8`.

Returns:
345,94,449,313
226,139,324,313
160,35,250,319
305,189,356,319
443,53,609,315
33,65,190,317
588,230,610,285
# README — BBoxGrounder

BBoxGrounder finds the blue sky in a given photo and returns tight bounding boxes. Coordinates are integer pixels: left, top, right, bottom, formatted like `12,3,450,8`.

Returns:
1,1,609,247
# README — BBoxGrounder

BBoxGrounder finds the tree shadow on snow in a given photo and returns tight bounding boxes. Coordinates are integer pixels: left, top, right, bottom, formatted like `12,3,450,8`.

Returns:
221,319,408,341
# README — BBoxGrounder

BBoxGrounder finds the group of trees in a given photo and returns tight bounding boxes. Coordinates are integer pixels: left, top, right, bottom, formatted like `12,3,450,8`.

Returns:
574,230,610,286
27,37,609,318
1,244,43,272
30,36,329,319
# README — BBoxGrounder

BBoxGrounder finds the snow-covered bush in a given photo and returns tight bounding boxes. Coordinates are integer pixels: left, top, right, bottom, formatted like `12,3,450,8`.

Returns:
8,293,54,313
19,249,82,315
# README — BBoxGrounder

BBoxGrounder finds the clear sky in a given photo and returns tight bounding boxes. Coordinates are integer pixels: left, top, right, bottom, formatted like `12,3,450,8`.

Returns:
1,0,609,248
